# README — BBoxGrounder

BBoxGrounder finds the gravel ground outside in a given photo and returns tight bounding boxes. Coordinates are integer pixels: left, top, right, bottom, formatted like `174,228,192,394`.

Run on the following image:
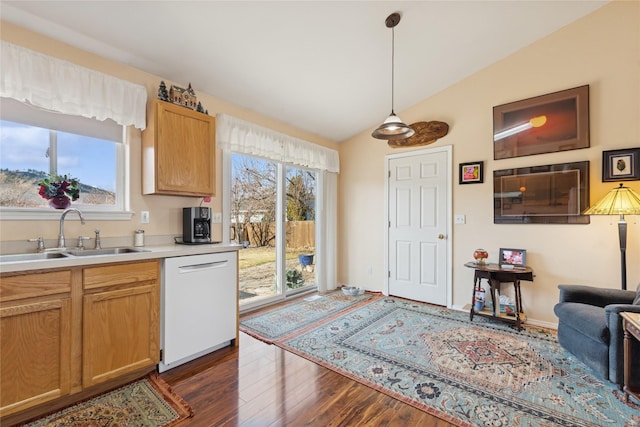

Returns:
238,249,315,304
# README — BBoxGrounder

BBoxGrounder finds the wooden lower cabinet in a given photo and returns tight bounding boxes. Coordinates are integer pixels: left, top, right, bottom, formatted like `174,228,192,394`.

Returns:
0,260,160,422
83,282,159,387
82,261,160,388
0,270,73,417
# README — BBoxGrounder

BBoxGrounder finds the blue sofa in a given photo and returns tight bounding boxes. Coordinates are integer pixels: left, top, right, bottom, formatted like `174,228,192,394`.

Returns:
554,284,640,387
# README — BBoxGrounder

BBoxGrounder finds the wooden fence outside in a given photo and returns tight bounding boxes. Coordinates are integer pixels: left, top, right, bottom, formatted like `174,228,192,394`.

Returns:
244,220,315,249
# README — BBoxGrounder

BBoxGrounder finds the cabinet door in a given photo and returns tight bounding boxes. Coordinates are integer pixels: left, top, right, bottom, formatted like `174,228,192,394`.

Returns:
154,100,215,196
0,297,71,416
82,283,159,388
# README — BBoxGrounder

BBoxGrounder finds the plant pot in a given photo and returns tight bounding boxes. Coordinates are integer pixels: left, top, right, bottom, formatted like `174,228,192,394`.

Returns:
49,195,71,209
298,254,314,267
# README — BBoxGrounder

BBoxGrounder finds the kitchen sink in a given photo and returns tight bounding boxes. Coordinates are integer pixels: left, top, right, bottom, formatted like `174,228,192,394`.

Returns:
0,251,71,263
64,247,149,257
0,247,149,263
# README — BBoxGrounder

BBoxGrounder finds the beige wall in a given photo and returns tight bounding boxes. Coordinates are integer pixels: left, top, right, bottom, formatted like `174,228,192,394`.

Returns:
0,21,337,245
338,1,640,325
2,2,639,326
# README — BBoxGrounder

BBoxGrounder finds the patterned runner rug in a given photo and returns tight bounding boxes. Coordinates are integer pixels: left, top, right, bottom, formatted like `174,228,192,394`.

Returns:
240,290,375,343
270,296,638,426
23,375,193,427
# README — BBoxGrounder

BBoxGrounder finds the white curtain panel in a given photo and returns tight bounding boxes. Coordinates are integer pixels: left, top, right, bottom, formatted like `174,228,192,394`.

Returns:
316,170,338,292
0,41,147,130
216,113,339,173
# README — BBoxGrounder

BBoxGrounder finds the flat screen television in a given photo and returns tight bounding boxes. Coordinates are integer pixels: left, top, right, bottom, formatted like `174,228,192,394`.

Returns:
499,248,527,268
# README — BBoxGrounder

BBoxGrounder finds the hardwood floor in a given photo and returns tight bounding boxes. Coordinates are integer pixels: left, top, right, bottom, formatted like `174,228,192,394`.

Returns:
160,307,456,426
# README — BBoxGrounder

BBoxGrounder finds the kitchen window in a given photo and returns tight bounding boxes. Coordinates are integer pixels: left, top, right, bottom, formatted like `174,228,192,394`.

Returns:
0,97,130,220
0,41,147,221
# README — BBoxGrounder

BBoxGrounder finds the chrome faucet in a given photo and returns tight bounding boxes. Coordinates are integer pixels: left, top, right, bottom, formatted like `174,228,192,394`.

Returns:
57,208,85,249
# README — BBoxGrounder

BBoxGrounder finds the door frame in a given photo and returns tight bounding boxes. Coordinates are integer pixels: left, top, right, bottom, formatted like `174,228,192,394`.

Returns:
383,145,453,308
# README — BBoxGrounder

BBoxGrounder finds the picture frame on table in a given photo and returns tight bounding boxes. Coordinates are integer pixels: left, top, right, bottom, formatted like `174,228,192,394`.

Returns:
493,85,589,160
498,248,527,268
602,148,640,182
459,161,484,184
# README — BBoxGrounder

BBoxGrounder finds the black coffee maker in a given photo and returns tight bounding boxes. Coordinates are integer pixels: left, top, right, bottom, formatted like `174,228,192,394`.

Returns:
183,207,211,243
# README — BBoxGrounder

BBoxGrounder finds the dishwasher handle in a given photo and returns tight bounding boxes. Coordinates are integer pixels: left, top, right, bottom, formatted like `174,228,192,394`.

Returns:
177,260,228,273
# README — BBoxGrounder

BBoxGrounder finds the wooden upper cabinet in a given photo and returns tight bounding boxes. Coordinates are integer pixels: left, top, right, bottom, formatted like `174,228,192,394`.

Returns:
142,99,215,196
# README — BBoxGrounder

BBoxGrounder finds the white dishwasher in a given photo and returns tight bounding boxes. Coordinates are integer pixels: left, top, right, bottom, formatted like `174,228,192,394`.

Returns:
159,251,237,372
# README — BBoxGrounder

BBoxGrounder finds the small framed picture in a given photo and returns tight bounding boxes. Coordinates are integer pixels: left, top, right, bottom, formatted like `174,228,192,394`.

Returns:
499,248,527,268
459,161,484,184
602,148,640,182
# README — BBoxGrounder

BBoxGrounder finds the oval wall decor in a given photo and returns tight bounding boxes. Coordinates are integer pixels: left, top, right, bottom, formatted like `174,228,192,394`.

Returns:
387,121,449,148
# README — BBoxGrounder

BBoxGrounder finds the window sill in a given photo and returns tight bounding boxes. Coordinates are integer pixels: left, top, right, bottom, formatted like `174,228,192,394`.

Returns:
0,207,134,221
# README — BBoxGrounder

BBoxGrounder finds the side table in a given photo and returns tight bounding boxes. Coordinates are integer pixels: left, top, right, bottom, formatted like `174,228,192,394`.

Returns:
464,262,533,330
621,311,640,404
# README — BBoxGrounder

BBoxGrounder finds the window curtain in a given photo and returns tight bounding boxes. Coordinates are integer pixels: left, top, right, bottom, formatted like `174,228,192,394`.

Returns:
216,113,339,173
0,41,147,130
315,170,338,292
217,113,339,292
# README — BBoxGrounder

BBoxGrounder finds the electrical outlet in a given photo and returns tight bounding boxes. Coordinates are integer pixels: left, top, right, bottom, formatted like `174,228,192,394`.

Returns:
454,214,466,224
140,211,150,224
212,212,222,223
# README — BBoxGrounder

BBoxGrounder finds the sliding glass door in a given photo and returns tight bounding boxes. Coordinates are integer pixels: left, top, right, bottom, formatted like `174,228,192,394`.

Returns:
285,166,316,295
231,154,317,307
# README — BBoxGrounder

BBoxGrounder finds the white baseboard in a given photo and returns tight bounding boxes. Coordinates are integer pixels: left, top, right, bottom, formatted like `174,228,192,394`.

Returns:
449,304,557,330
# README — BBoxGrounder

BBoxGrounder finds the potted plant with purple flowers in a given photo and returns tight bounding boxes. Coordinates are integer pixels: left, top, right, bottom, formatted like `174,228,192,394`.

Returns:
38,174,81,209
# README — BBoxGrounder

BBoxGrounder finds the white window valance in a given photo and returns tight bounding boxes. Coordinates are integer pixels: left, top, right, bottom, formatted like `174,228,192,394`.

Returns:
0,41,147,130
216,113,339,173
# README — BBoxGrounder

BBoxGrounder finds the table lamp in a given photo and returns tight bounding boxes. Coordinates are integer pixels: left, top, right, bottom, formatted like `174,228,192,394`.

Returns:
583,183,640,290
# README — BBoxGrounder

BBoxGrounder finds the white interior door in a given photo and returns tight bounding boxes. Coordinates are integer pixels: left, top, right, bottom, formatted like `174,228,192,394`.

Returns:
386,147,451,305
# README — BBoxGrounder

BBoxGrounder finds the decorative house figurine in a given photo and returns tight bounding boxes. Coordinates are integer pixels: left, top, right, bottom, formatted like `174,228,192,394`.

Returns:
169,83,198,110
160,81,208,114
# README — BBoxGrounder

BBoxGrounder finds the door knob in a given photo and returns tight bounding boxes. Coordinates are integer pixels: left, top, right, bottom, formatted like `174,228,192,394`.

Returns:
438,234,445,240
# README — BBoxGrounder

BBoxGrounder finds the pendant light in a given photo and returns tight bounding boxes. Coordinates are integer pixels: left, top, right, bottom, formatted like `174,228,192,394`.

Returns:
372,12,415,140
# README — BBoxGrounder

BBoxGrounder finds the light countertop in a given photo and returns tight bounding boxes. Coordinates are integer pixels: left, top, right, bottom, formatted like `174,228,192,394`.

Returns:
0,242,241,274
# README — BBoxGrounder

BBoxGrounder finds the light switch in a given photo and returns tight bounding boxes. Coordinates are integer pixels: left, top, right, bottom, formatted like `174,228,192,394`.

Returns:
454,214,466,224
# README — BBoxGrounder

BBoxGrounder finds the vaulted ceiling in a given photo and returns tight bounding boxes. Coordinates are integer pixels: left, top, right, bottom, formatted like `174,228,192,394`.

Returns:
1,1,609,142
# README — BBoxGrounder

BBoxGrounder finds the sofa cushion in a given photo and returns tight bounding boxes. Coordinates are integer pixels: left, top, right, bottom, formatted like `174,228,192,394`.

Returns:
554,302,609,343
635,283,640,305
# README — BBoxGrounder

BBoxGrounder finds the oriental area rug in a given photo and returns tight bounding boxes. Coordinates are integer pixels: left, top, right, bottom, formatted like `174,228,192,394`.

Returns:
243,294,640,427
240,290,373,343
23,375,193,427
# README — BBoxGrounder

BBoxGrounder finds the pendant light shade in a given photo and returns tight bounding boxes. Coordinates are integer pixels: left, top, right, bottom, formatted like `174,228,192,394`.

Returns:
372,13,414,141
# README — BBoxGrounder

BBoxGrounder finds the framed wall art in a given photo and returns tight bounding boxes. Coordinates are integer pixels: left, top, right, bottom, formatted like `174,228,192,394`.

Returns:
493,161,590,224
493,85,590,160
602,148,640,181
459,161,484,184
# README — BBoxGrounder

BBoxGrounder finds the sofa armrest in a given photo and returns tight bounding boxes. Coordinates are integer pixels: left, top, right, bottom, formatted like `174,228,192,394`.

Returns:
558,284,635,308
605,304,640,384
605,304,640,329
